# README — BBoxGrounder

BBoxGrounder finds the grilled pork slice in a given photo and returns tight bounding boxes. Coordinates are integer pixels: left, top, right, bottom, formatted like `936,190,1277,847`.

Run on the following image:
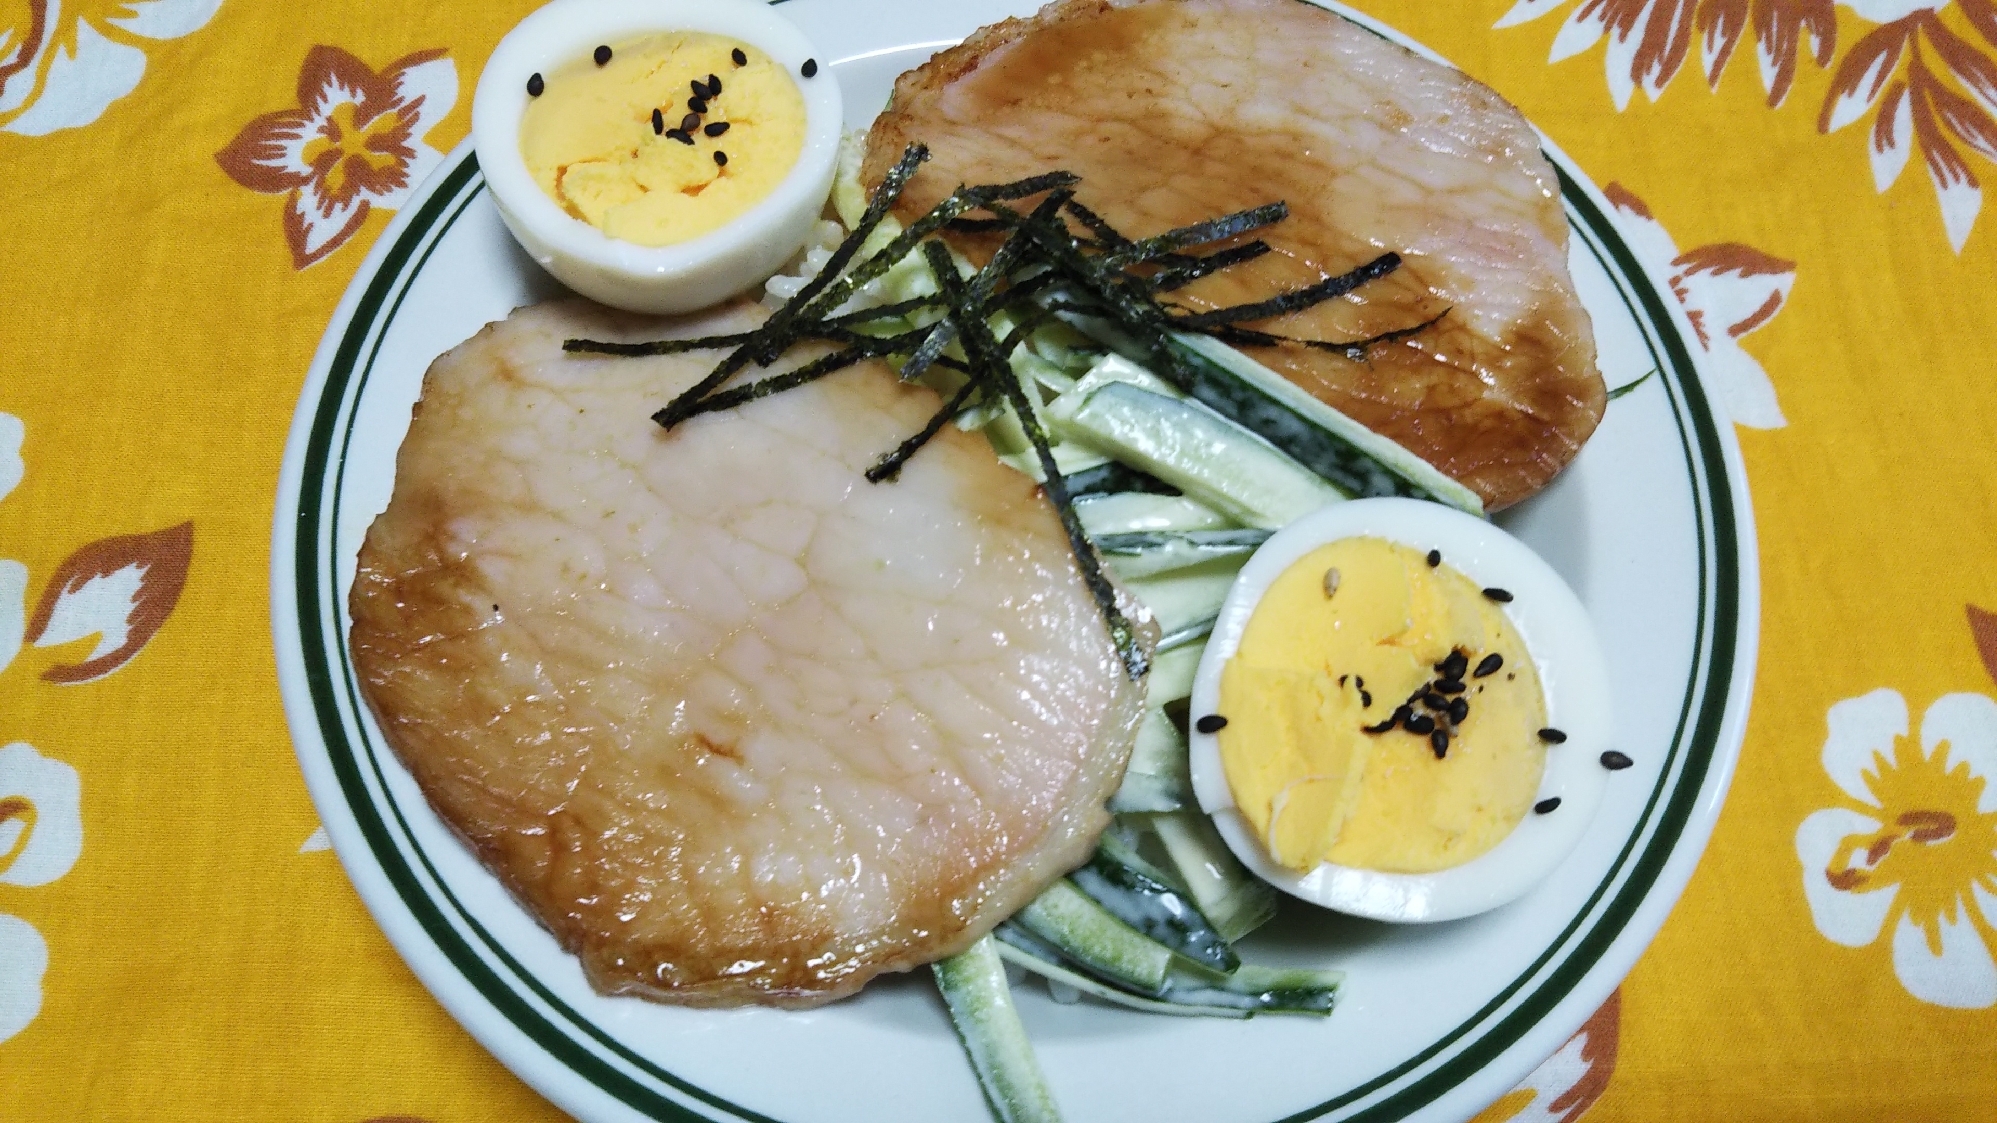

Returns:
349,299,1150,1007
864,0,1605,510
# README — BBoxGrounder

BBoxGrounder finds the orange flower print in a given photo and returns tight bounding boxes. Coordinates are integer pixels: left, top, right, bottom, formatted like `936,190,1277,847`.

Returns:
1470,992,1621,1123
0,0,219,136
1494,0,1836,109
1603,185,1795,427
216,46,456,269
1819,1,1997,251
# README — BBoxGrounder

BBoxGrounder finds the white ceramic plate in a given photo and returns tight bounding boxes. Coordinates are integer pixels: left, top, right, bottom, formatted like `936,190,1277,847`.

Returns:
271,3,1760,1120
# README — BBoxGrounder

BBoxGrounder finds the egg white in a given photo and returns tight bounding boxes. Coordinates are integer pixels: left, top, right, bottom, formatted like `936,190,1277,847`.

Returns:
471,0,843,314
1186,497,1614,923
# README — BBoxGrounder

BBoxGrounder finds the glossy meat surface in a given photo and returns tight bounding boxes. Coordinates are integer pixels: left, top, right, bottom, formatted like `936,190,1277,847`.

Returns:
349,299,1149,1006
864,0,1605,509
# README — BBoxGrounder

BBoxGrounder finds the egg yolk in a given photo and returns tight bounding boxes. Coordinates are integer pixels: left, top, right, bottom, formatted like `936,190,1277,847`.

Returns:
519,32,806,247
1216,537,1547,873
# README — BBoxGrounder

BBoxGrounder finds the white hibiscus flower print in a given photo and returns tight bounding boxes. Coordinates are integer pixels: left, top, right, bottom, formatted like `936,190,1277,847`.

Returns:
0,741,82,1044
0,0,222,136
1797,688,1997,1009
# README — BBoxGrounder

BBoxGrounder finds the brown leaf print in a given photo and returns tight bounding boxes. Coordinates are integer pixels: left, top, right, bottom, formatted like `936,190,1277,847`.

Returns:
1546,989,1621,1120
1469,990,1622,1122
1970,605,1997,687
23,522,192,684
1753,0,1836,107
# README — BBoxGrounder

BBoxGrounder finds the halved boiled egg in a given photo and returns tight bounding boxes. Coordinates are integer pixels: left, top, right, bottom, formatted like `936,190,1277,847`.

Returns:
1186,498,1614,923
472,0,842,313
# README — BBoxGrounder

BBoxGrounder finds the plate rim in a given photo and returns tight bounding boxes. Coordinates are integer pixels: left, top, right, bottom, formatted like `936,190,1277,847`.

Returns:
269,7,1761,1121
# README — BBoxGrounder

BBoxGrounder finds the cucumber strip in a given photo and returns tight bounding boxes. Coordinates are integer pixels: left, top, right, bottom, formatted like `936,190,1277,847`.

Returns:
1075,493,1234,536
1107,771,1187,814
1063,461,1180,499
994,926,1337,1017
1109,709,1191,814
992,932,1252,1020
1157,616,1217,654
1155,966,1341,1016
1013,879,1172,994
1148,810,1279,944
1169,333,1481,510
1063,314,1483,514
1058,351,1184,402
1096,529,1271,579
1122,559,1244,639
1070,850,1239,974
1052,381,1346,529
933,937,1065,1123
1145,644,1204,707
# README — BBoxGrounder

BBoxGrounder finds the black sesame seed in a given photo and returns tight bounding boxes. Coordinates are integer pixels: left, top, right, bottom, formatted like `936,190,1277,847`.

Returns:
801,57,819,78
526,72,545,97
1405,712,1435,735
680,112,701,133
1538,727,1568,744
705,120,730,137
1448,697,1469,724
1430,729,1450,757
1473,653,1504,678
1195,714,1228,734
713,149,728,166
1423,692,1449,711
1354,676,1365,689
689,96,708,114
1437,650,1468,679
652,107,664,134
1338,675,1348,687
1359,690,1373,708
1363,712,1401,735
1435,680,1465,695
665,128,694,145
708,73,721,95
1483,587,1514,603
594,44,612,66
732,47,748,66
1534,797,1562,815
1426,549,1441,567
1601,750,1633,771
691,79,711,100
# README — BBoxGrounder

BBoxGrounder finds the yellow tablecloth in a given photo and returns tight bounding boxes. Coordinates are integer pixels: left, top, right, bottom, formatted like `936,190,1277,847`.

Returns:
3,0,1994,1119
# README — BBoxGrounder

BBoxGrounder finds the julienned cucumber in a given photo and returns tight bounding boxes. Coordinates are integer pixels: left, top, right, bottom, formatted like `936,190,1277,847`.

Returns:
995,923,1342,1017
933,937,1065,1123
1147,810,1279,945
992,930,1251,1019
1109,709,1192,813
1052,380,1345,529
1067,315,1484,515
1069,849,1239,974
1013,879,1172,993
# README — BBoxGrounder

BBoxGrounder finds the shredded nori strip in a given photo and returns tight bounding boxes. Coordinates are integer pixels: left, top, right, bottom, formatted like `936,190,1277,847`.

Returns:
1207,310,1450,361
864,373,988,483
1148,240,1274,293
922,235,1149,680
1102,203,1289,270
1171,252,1402,329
